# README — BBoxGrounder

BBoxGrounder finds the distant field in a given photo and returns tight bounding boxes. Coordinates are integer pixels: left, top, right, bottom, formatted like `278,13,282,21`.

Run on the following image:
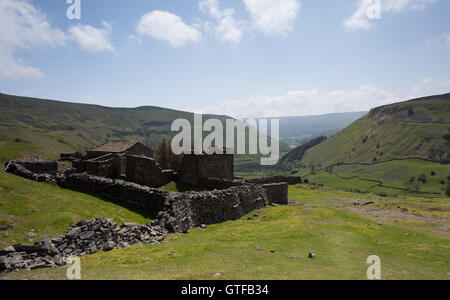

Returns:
299,159,450,197
1,175,448,280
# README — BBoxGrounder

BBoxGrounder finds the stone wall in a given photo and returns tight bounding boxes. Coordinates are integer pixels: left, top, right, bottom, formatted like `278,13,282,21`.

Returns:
4,161,56,185
57,174,170,217
85,154,116,178
8,161,58,176
262,183,289,205
72,159,86,173
246,176,302,185
5,161,288,238
164,184,270,230
197,177,245,190
126,155,173,188
59,152,83,162
177,153,234,187
114,154,127,178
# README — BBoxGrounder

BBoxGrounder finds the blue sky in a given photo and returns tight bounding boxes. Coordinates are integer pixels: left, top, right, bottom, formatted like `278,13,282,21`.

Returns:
0,0,449,118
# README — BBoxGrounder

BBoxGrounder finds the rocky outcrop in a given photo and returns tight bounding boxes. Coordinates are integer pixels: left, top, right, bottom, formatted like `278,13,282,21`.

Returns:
0,217,166,273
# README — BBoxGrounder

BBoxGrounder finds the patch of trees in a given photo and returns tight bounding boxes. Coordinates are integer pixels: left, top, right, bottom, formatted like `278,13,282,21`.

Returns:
418,174,427,184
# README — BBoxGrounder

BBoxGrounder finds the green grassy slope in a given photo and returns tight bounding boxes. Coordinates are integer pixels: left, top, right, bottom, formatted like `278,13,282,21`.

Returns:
301,94,450,166
0,172,150,248
4,182,449,280
297,94,450,196
281,136,327,163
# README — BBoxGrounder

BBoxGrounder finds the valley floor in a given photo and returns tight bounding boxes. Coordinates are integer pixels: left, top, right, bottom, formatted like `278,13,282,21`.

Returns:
0,174,449,280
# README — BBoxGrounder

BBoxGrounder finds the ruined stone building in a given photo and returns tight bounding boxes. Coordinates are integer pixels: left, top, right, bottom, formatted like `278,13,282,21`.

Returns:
68,142,235,189
176,148,234,187
73,141,154,179
86,141,153,159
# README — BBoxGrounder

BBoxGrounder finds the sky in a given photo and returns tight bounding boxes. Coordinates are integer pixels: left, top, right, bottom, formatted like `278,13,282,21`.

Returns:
0,0,449,118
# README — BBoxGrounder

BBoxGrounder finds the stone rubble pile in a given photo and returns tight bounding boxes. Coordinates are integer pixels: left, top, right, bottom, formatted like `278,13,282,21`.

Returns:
0,217,167,273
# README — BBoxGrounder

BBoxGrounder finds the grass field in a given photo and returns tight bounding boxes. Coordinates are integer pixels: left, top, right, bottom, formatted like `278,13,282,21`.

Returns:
299,159,450,197
1,175,449,280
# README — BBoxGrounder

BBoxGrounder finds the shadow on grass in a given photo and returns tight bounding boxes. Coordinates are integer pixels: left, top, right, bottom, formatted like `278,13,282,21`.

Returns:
64,187,157,221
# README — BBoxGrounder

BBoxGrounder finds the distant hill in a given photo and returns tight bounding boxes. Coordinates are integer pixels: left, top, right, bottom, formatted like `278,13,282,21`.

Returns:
0,93,232,162
298,93,450,197
272,112,367,146
280,136,327,164
301,93,450,166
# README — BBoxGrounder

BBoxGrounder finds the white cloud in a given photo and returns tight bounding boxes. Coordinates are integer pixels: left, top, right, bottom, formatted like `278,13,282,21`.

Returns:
343,0,437,30
410,77,433,97
199,0,245,45
127,34,142,46
408,78,450,98
243,0,301,36
0,0,66,79
69,21,115,53
186,84,400,118
426,32,450,48
137,11,201,47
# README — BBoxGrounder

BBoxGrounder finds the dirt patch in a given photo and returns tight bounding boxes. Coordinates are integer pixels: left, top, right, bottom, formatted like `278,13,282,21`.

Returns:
347,205,449,237
324,196,450,237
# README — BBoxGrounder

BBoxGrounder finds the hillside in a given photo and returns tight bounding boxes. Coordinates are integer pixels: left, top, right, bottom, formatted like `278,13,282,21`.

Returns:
280,136,327,164
298,93,450,196
0,93,233,163
265,112,367,147
301,94,450,166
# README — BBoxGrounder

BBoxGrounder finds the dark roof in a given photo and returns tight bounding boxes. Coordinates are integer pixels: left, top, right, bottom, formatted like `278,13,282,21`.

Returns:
90,141,139,153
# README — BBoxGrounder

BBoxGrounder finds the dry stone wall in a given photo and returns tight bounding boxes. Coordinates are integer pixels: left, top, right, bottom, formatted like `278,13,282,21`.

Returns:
6,161,58,176
57,174,170,217
246,176,302,185
85,154,116,178
1,161,290,273
197,177,245,190
4,161,57,185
